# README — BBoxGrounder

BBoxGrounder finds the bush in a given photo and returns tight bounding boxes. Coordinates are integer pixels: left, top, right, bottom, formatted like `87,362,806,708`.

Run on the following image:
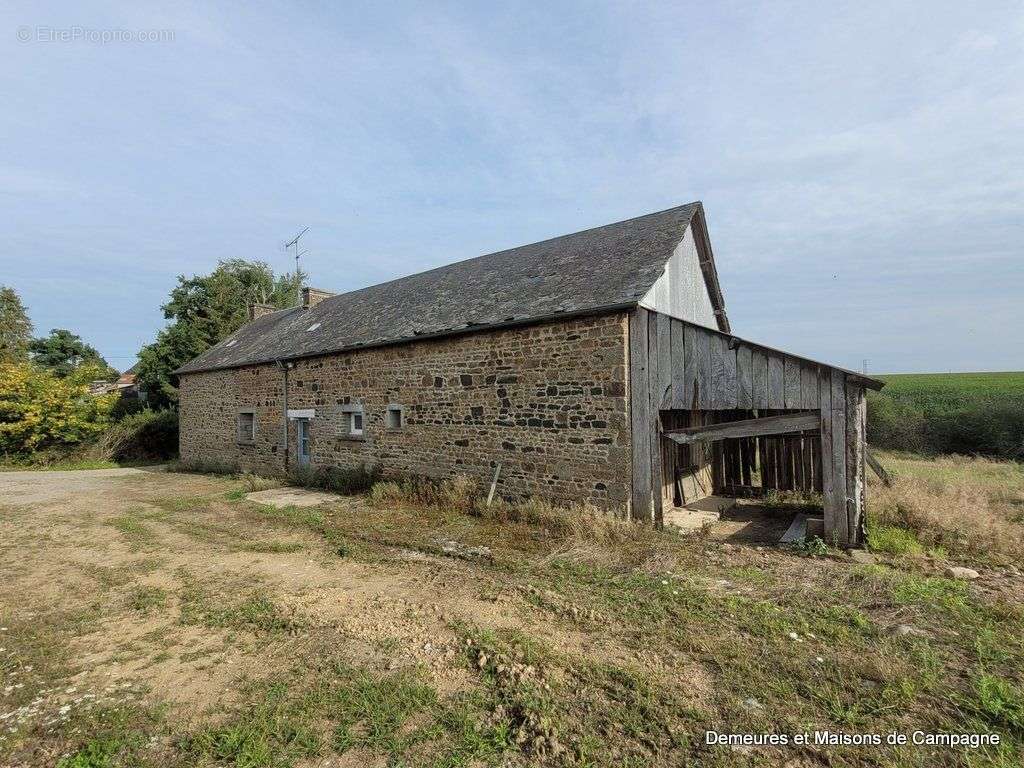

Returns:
95,409,179,462
868,388,1024,461
867,392,926,453
0,362,118,456
288,463,379,495
368,474,478,514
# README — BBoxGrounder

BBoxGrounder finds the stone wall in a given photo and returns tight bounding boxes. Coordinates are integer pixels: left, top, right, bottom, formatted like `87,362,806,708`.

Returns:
178,312,633,511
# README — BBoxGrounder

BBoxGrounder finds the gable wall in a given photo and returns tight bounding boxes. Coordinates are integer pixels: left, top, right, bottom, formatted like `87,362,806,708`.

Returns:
179,313,633,511
638,224,717,329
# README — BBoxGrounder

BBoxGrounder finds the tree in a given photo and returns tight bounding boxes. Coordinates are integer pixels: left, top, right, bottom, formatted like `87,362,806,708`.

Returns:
0,361,118,455
29,328,116,379
0,286,33,363
136,260,303,409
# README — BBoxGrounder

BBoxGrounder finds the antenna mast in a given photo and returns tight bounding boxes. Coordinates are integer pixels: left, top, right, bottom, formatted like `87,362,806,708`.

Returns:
284,226,310,306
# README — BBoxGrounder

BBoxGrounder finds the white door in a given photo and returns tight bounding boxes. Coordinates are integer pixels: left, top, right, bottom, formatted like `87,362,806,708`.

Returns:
296,419,311,467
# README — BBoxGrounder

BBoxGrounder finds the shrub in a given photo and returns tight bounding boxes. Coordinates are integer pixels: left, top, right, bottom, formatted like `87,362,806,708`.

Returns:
288,463,379,495
94,409,179,462
368,474,477,514
0,362,118,455
867,392,926,453
868,375,1024,461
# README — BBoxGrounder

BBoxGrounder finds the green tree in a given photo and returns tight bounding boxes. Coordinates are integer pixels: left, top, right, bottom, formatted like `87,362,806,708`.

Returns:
136,260,302,409
29,328,116,379
0,286,33,363
0,361,118,455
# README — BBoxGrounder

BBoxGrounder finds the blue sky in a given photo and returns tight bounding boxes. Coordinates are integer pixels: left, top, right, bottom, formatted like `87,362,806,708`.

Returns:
2,1,1022,374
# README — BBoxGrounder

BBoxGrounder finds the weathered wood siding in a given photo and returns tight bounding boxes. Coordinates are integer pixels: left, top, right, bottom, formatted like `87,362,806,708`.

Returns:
628,309,871,545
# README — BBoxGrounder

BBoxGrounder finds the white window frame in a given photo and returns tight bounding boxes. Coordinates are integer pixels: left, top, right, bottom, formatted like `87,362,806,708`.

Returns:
338,403,365,439
236,410,256,444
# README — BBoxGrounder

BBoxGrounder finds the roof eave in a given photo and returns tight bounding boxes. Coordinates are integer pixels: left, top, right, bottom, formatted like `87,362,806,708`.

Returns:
174,300,639,377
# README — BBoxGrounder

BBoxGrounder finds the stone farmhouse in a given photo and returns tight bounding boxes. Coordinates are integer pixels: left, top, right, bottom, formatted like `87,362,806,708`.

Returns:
176,202,882,546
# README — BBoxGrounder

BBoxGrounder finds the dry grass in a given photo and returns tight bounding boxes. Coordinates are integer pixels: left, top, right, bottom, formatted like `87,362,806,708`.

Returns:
868,451,1024,564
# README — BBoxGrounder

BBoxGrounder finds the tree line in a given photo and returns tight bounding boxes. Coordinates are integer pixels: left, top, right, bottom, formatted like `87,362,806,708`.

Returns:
0,260,302,460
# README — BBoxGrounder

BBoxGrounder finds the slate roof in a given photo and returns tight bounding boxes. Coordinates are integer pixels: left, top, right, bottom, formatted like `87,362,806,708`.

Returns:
176,202,715,375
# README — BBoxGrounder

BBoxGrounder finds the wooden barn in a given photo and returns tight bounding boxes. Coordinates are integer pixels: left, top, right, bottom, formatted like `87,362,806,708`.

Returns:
627,310,882,547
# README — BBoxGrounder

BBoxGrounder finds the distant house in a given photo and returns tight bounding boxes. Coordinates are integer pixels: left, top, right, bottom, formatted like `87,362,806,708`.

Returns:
116,364,143,401
174,203,881,546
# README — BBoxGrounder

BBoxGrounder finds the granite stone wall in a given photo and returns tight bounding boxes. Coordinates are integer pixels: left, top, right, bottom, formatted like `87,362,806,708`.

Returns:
178,313,633,511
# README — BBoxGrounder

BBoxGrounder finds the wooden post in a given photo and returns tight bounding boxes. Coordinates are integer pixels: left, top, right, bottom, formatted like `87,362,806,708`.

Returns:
487,462,502,507
628,310,652,523
827,369,849,546
819,368,838,544
846,385,867,547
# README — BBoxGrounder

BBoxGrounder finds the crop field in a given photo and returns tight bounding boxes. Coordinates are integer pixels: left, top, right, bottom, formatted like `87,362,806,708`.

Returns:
880,372,1024,402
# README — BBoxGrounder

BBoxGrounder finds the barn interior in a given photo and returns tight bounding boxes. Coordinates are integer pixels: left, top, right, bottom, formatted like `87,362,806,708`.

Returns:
628,308,884,547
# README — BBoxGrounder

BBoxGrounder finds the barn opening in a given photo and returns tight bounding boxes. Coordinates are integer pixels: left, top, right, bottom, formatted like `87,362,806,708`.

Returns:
629,308,883,547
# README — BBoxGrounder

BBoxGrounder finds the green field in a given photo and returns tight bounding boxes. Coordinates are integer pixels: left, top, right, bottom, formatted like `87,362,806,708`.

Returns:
881,371,1024,399
868,371,1024,460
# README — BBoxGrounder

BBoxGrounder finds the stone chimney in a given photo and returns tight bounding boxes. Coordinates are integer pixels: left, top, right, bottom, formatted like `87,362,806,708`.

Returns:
301,287,334,308
248,303,278,321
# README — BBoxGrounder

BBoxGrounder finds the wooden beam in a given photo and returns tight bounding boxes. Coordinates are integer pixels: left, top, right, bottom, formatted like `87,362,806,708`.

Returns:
628,309,652,523
829,369,849,546
663,412,820,445
865,450,892,486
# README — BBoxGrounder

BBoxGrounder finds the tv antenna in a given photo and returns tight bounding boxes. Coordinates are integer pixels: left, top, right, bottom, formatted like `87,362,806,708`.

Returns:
284,226,310,306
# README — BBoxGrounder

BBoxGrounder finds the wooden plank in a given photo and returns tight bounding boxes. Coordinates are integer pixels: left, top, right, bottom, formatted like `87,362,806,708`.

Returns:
710,333,727,408
801,365,819,409
655,313,672,411
663,412,821,444
696,327,711,409
647,309,663,528
682,323,698,409
737,347,753,409
784,358,802,409
819,368,837,542
846,385,866,546
670,319,686,409
768,356,785,409
723,341,738,409
829,369,849,546
751,349,768,409
865,450,892,486
628,309,651,523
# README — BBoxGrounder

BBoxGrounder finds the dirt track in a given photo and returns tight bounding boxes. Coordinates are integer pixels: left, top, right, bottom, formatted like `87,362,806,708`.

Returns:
0,468,615,718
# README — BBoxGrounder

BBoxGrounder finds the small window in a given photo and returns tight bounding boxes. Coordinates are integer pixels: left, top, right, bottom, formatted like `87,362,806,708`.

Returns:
338,404,364,438
386,405,404,430
237,411,255,443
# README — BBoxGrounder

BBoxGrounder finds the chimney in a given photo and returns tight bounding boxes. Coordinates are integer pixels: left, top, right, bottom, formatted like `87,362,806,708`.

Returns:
248,303,278,321
301,287,334,308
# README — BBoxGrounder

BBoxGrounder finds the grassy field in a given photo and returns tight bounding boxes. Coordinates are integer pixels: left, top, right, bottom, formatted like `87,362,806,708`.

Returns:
868,372,1024,460
1,463,1023,767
